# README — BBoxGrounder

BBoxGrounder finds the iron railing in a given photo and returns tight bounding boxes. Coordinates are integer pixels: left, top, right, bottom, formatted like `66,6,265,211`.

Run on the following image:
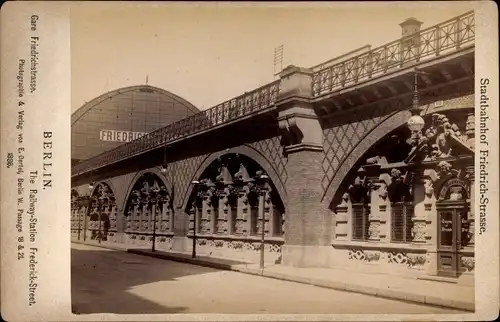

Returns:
311,11,474,97
72,80,281,176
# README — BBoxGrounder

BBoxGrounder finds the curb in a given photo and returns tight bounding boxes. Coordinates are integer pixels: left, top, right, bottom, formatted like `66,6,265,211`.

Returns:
72,241,474,312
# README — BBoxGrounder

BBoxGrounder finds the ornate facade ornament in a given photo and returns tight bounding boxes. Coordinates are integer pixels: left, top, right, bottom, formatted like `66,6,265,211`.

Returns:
461,257,475,272
234,162,252,182
216,162,234,185
436,161,453,177
412,222,426,242
423,178,434,199
278,116,302,147
338,192,350,207
364,250,380,263
405,112,474,162
390,168,405,183
449,186,463,201
377,182,388,200
407,254,427,267
387,252,408,265
368,222,380,240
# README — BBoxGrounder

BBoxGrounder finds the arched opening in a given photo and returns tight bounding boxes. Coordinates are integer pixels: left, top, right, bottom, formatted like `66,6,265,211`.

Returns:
70,189,83,239
87,182,117,242
185,153,285,260
123,172,173,245
329,110,474,277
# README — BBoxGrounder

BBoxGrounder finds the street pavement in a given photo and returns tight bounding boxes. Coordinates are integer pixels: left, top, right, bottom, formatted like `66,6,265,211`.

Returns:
71,243,463,314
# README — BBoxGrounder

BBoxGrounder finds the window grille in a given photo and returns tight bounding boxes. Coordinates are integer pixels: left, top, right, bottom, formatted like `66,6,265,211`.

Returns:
391,201,414,243
352,203,370,241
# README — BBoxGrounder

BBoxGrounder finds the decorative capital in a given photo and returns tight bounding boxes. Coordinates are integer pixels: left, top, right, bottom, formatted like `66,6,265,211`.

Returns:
276,65,313,103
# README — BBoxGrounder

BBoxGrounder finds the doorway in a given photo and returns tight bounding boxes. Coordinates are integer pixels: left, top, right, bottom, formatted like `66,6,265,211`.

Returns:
436,200,472,277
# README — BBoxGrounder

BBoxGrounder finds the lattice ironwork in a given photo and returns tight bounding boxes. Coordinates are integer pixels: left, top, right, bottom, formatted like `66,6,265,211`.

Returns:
169,155,207,208
321,103,397,195
312,11,474,97
250,136,288,186
72,81,281,177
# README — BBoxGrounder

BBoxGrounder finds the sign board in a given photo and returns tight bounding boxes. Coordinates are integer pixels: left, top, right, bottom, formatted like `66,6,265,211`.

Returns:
438,178,469,200
100,130,148,143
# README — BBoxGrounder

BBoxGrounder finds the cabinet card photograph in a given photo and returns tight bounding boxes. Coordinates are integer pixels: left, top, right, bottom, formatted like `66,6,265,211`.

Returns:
1,1,498,321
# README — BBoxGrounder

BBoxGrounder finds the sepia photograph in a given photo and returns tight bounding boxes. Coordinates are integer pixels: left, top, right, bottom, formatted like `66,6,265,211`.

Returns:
1,1,498,321
68,2,478,315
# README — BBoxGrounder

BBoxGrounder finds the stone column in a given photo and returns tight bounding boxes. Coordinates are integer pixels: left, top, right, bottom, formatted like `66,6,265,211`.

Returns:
334,193,351,241
419,169,439,275
133,204,140,232
168,204,175,233
124,207,132,235
236,185,251,235
188,202,195,235
277,65,332,268
217,188,230,234
158,200,166,232
264,190,273,237
377,174,391,243
201,191,213,234
115,205,126,235
368,178,382,242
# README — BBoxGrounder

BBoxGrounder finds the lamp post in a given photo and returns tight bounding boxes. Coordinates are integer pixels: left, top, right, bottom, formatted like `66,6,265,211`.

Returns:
97,196,104,244
77,198,82,240
150,182,160,253
85,182,95,242
255,171,269,270
160,145,168,175
407,69,427,144
191,180,200,258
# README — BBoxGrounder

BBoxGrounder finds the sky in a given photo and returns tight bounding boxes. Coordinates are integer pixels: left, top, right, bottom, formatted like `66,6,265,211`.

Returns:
70,1,474,113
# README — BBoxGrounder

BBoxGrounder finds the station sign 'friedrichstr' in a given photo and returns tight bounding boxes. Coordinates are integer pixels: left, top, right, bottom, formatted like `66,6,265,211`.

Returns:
100,129,148,143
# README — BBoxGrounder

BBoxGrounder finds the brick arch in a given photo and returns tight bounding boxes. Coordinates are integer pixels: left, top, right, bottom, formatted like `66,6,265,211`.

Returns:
119,167,174,214
321,103,473,208
180,144,287,212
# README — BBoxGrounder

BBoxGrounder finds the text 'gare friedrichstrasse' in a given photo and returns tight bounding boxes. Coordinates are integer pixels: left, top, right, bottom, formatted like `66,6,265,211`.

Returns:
7,14,53,308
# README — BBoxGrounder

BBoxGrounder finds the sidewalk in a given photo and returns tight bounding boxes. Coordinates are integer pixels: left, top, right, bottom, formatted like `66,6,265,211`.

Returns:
72,240,474,312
